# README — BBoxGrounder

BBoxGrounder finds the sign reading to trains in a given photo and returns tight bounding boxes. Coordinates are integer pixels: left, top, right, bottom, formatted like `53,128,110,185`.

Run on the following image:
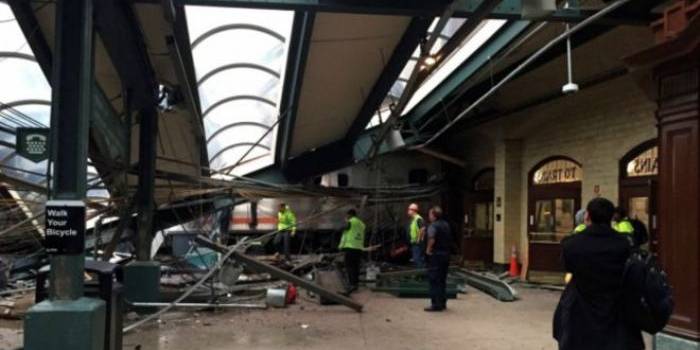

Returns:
533,159,582,185
44,200,85,255
16,128,50,163
626,146,658,177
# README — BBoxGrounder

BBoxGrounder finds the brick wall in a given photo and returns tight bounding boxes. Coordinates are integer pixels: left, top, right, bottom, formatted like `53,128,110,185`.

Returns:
494,140,523,263
454,75,658,263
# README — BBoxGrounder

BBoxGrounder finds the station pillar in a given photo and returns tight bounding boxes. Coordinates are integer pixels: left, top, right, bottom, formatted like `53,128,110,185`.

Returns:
493,139,523,267
625,6,700,349
124,103,161,308
23,1,106,349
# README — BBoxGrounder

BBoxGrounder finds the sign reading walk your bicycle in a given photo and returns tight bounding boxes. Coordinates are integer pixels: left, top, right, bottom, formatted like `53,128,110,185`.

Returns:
16,127,50,163
44,200,85,255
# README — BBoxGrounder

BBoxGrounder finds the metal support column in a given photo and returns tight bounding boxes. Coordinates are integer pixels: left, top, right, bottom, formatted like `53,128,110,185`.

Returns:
24,1,106,349
48,0,94,300
123,106,161,311
135,107,158,261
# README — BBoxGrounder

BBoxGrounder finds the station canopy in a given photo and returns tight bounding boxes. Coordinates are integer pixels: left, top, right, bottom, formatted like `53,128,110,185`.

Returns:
0,0,656,188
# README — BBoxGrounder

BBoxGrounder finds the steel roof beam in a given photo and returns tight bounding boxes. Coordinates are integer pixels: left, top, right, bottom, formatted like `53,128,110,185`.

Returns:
275,11,315,167
202,95,276,118
404,21,531,128
132,0,653,25
197,62,280,86
0,99,52,112
407,1,661,135
191,23,286,48
167,3,210,172
206,121,270,143
344,16,432,143
93,0,159,109
283,138,353,182
209,142,271,164
410,24,614,137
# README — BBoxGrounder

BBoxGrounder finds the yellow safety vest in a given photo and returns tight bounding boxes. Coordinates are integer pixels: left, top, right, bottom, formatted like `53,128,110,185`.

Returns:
277,209,296,233
409,214,423,244
339,216,365,250
573,224,586,234
613,219,634,235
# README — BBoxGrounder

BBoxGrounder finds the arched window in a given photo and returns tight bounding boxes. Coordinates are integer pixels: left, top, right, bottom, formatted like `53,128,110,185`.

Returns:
527,156,582,274
619,139,658,251
620,139,658,179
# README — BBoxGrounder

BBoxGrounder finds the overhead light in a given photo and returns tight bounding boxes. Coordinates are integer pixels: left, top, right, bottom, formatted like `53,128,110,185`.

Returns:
423,55,438,67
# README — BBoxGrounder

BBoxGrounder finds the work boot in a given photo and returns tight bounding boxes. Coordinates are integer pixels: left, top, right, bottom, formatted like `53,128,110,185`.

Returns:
424,306,444,312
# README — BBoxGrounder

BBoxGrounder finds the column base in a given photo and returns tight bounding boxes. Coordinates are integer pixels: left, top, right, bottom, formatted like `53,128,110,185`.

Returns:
24,297,106,350
655,332,700,350
124,261,161,312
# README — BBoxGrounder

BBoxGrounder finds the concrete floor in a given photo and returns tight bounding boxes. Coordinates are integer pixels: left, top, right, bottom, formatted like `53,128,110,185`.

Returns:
121,287,562,350
0,286,652,350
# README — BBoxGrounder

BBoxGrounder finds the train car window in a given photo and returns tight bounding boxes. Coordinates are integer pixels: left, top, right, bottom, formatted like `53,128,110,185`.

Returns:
337,173,349,187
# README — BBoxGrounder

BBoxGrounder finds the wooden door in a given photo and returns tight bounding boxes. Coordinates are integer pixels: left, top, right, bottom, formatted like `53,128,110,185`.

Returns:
462,192,494,265
527,182,581,272
619,179,658,253
659,115,699,339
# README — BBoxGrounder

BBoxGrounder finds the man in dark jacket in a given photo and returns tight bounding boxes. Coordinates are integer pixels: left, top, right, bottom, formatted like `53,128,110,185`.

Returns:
553,197,644,350
425,206,452,312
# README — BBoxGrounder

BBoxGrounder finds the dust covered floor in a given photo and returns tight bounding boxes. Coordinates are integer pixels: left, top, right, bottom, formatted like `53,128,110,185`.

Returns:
121,287,562,350
0,286,654,350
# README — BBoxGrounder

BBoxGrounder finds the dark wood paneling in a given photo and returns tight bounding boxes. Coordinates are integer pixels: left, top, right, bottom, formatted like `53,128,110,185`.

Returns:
624,13,699,339
528,243,565,272
657,67,699,340
462,236,494,264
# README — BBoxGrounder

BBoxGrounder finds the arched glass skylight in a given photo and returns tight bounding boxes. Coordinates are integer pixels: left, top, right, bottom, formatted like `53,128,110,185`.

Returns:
186,6,294,176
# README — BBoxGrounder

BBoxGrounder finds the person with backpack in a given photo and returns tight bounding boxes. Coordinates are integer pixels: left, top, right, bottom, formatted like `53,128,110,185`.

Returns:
553,197,644,350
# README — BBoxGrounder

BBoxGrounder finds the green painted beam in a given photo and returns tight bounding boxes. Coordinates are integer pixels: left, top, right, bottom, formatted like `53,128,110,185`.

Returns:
133,0,653,25
404,21,531,128
89,88,129,165
276,11,315,167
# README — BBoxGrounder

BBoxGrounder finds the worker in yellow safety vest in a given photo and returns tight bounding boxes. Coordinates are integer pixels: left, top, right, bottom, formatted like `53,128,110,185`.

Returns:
275,203,297,260
407,203,426,268
612,207,635,247
339,209,365,293
572,208,588,234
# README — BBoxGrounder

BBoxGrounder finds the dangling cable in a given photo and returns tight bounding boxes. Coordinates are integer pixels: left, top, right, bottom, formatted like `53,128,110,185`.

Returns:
562,0,579,95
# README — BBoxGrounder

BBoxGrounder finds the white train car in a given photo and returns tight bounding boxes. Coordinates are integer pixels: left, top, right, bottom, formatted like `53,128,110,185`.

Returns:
230,152,444,234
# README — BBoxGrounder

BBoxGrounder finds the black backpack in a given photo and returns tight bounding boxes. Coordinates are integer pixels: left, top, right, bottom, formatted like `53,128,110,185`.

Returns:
622,249,674,334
